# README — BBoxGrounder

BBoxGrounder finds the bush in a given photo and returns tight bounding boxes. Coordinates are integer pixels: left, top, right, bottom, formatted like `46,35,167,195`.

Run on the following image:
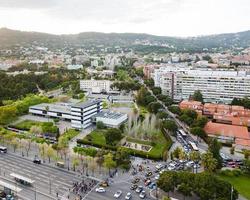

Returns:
96,121,106,129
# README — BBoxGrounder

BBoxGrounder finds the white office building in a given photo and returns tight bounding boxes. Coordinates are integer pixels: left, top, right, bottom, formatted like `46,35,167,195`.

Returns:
153,66,250,103
71,100,103,129
29,103,72,120
80,80,113,94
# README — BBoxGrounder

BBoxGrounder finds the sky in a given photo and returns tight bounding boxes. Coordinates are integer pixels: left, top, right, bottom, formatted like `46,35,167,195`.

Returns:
0,0,250,37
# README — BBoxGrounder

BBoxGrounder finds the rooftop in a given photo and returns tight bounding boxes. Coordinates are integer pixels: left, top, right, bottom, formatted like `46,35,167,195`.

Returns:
72,99,102,109
204,121,250,140
95,111,127,120
30,103,71,114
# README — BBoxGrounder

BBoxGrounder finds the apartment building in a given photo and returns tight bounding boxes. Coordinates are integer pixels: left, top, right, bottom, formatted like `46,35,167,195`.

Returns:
80,80,113,94
152,66,250,103
71,100,103,129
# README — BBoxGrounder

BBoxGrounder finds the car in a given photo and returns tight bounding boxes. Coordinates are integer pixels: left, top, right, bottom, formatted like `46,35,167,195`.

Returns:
130,184,138,190
99,181,109,187
33,158,41,164
139,191,146,199
156,164,163,169
144,179,151,186
95,187,106,193
135,186,143,193
131,170,137,175
154,174,160,180
114,190,122,198
149,182,156,189
145,171,152,177
185,161,194,167
125,192,132,200
132,177,140,184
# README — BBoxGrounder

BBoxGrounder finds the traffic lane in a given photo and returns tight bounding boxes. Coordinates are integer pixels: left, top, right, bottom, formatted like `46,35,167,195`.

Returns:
0,154,94,198
85,181,153,200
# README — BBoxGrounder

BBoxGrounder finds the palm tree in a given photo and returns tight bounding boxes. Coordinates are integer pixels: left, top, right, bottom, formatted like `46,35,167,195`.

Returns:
189,151,201,173
201,151,217,173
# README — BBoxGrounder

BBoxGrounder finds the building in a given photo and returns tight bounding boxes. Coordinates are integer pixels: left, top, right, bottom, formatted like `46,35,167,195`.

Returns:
29,103,72,120
204,121,250,149
179,100,203,115
80,80,113,94
93,111,128,128
152,66,250,103
71,100,103,129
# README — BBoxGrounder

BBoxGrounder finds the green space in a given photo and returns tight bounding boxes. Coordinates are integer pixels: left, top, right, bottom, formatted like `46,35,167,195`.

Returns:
218,174,250,199
14,120,44,130
60,129,79,141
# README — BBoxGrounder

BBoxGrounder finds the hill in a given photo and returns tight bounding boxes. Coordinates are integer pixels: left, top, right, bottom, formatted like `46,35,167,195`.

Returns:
1,28,250,51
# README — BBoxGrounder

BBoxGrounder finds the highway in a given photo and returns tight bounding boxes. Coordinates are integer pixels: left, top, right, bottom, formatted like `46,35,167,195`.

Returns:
0,153,97,200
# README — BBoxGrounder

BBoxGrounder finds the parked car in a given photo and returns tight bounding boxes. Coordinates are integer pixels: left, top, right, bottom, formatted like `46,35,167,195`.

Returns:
135,186,143,193
145,171,152,177
139,191,146,199
156,164,163,169
125,192,132,200
144,179,151,186
149,182,156,189
132,177,140,184
95,187,106,193
114,190,122,198
130,184,138,190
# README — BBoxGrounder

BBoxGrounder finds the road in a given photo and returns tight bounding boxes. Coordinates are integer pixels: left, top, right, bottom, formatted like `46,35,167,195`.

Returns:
0,153,98,200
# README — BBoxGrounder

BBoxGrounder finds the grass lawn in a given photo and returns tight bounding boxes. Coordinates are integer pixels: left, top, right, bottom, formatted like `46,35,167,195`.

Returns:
84,129,107,145
126,131,172,158
218,174,250,199
14,120,44,130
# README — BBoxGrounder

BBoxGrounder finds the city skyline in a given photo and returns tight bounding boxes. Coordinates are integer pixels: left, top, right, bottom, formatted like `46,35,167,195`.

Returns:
0,0,250,37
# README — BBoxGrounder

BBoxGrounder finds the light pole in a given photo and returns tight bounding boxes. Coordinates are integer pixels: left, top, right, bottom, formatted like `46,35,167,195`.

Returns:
231,186,234,200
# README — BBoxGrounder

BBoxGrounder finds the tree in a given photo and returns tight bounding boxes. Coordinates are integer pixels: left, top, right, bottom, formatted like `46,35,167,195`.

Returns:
201,151,217,173
105,128,122,145
243,149,250,159
190,127,206,139
39,143,48,162
144,78,154,88
172,147,183,159
177,183,192,200
157,111,168,120
162,120,178,134
208,138,222,169
193,116,208,128
30,125,43,136
189,151,201,173
58,137,69,161
152,87,162,96
72,157,80,171
148,102,162,114
192,90,203,103
230,147,235,155
46,145,55,163
157,171,177,196
21,138,32,157
10,138,19,152
103,153,116,176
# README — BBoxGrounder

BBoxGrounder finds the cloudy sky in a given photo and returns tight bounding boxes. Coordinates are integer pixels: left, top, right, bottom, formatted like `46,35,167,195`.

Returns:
0,0,249,36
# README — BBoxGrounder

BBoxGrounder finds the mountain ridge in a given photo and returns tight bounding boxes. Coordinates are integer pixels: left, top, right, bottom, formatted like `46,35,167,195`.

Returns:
1,28,250,51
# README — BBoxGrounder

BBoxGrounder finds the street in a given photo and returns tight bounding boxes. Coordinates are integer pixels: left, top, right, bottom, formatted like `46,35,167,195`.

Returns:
0,153,98,200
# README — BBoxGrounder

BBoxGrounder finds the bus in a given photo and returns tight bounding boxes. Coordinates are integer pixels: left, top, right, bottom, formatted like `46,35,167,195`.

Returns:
189,141,199,151
178,129,187,137
10,173,35,186
0,146,7,153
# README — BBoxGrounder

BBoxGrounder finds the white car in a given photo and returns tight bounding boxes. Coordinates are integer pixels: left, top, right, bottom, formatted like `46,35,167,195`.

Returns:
125,192,132,200
96,187,106,193
139,190,146,199
154,174,160,180
114,190,122,198
156,164,163,169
